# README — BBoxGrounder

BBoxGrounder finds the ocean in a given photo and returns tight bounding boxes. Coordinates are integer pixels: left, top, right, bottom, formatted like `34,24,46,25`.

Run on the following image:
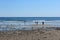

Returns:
0,17,60,31
0,17,60,21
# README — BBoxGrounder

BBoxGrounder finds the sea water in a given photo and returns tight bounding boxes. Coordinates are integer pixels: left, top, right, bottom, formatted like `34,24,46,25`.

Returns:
0,17,60,31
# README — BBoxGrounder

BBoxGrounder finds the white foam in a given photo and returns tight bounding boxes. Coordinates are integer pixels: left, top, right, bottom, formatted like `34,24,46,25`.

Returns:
0,20,60,31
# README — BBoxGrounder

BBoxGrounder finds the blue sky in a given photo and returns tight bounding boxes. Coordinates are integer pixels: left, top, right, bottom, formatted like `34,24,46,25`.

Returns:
0,0,60,17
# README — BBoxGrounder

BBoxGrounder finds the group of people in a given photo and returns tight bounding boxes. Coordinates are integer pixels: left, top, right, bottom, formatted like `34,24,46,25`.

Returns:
35,21,44,25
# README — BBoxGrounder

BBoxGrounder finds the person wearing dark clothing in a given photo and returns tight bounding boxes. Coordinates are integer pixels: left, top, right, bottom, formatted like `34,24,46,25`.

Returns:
35,21,38,25
42,22,44,25
42,22,44,29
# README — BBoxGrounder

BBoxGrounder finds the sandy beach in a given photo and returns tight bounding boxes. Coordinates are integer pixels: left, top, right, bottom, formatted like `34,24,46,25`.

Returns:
0,30,60,40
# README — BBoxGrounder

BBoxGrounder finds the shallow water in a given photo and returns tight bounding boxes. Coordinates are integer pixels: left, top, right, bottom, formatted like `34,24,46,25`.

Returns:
0,20,60,31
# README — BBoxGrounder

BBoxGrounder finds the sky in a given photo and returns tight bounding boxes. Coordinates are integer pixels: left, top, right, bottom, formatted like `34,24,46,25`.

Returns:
0,0,60,17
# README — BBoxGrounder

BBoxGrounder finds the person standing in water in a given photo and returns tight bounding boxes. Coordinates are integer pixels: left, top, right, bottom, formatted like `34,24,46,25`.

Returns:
35,21,38,25
42,21,44,28
42,22,44,25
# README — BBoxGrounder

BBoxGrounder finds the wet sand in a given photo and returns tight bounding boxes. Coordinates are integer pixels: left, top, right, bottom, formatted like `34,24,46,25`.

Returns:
0,30,60,40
